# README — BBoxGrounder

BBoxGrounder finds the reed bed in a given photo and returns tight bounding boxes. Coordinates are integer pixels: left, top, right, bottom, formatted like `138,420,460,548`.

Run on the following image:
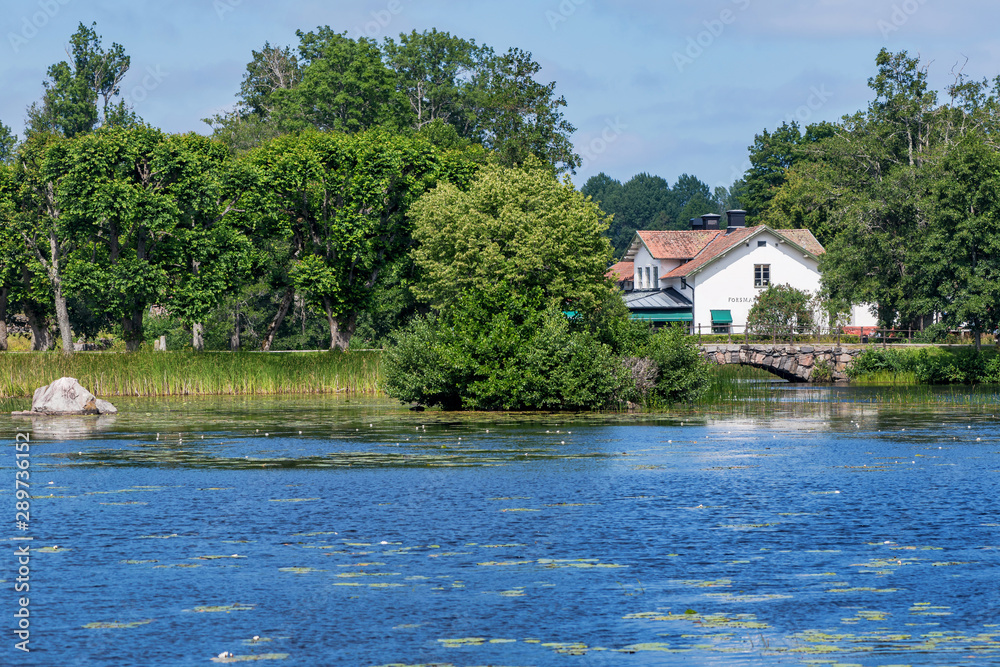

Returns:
701,364,785,403
0,351,383,398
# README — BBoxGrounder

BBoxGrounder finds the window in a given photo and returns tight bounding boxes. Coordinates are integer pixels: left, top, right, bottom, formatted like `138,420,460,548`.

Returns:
645,266,651,289
754,264,770,288
711,309,733,335
652,266,658,288
757,240,767,248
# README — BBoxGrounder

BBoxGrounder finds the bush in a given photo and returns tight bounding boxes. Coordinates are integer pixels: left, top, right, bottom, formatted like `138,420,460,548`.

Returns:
642,325,709,405
746,284,814,335
846,348,919,378
914,349,985,384
382,285,627,411
911,322,950,343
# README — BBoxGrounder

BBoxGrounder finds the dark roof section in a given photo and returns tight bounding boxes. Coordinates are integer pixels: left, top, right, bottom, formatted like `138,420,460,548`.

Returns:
624,288,693,311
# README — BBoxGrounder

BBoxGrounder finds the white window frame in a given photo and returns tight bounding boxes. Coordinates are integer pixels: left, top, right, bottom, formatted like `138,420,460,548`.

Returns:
754,264,770,288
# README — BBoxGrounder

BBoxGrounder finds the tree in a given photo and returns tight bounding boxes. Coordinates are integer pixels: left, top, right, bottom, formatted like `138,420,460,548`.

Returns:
151,134,255,351
410,161,614,314
383,29,485,135
915,133,1000,351
6,134,76,352
0,121,16,163
742,121,836,223
58,127,241,351
814,50,948,327
238,130,480,350
643,325,709,405
271,28,411,134
746,284,815,335
238,42,301,119
25,22,131,139
472,48,579,173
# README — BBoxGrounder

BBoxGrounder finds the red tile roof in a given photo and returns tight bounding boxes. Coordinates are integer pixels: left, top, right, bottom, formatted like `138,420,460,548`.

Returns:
607,261,634,281
637,225,824,278
662,227,756,278
774,229,825,257
635,230,718,259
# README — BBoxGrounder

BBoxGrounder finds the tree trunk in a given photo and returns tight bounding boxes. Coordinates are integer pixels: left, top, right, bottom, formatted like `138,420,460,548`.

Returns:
52,280,74,354
230,309,241,352
46,228,73,354
193,322,204,351
261,288,294,352
975,329,982,353
24,305,53,351
322,299,356,351
122,307,144,352
0,287,7,352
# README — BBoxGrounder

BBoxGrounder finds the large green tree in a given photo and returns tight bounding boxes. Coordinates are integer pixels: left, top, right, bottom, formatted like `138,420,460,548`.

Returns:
471,48,579,172
59,127,242,351
272,29,411,134
383,29,485,135
6,134,76,352
26,22,132,139
410,161,614,314
238,130,481,350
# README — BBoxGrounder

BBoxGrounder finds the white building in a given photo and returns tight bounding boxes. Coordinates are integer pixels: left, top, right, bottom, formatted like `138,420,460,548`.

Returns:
607,211,876,332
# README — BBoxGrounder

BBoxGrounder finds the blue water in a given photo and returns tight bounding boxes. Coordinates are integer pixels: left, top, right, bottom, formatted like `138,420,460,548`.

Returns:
4,396,999,666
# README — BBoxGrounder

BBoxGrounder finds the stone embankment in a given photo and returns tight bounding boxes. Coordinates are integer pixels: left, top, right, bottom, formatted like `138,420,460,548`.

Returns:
700,344,864,382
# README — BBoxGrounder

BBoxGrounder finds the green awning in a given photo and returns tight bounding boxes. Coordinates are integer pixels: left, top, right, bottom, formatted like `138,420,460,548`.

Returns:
711,309,733,324
630,311,693,322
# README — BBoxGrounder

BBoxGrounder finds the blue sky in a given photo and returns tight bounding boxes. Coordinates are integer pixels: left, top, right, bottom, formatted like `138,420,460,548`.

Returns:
3,0,998,191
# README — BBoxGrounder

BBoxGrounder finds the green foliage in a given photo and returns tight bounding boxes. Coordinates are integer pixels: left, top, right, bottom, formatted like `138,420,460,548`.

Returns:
746,284,814,335
0,121,15,163
847,347,1000,385
641,325,709,405
742,120,835,224
274,29,410,134
240,129,478,349
582,171,725,257
225,29,577,173
383,29,485,135
383,285,625,411
911,322,951,343
25,22,132,138
410,160,614,314
474,47,578,172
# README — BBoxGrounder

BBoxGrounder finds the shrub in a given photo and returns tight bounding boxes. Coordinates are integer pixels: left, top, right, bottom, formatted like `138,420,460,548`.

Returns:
382,285,628,411
746,284,814,335
642,325,709,405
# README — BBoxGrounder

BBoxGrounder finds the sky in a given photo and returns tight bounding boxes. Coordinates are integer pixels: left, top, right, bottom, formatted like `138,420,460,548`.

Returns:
2,0,998,192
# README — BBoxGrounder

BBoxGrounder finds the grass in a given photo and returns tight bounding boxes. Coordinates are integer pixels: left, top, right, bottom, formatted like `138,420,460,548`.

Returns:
701,364,784,403
0,350,382,398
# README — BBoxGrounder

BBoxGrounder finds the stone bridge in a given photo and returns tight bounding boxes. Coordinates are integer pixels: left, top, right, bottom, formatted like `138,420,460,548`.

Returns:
700,344,864,382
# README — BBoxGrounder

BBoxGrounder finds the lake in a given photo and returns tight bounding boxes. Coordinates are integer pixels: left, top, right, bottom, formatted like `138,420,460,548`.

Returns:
4,390,999,666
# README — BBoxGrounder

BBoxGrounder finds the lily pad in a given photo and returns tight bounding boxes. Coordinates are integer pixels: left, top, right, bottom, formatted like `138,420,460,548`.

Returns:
83,619,153,629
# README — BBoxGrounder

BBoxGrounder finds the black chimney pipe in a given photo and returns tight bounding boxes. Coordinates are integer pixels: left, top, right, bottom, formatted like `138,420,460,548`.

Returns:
726,210,747,233
701,213,721,230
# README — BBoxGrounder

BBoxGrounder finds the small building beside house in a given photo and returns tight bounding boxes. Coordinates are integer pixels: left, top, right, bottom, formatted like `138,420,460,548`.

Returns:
608,211,876,332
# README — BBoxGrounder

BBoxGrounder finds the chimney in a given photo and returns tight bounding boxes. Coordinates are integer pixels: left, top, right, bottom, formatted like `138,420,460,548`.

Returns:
701,213,721,230
726,209,747,234
690,217,704,230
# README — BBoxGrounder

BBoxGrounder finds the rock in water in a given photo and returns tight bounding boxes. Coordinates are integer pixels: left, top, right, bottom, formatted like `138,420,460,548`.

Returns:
16,377,118,416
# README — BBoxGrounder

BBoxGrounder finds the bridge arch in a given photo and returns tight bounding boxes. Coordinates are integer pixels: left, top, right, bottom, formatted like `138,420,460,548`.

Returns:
700,344,863,383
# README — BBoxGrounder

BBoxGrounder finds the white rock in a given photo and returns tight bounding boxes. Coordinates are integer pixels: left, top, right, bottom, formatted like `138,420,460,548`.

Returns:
22,377,118,415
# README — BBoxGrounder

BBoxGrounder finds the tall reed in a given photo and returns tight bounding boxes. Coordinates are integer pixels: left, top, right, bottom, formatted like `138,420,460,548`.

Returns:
0,351,383,398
